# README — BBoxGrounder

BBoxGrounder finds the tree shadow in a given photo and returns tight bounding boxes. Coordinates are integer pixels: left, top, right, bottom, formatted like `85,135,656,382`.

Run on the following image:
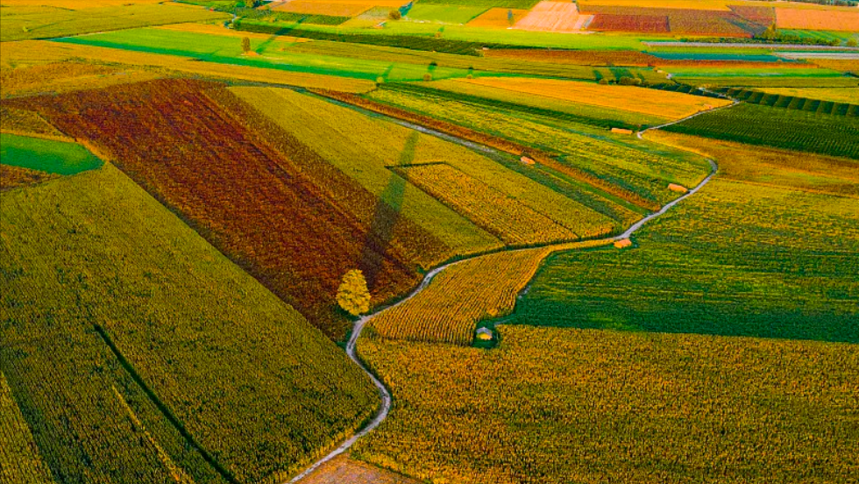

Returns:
358,131,419,289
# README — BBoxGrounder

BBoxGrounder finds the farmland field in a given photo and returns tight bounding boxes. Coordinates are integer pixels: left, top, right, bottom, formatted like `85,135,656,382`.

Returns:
2,2,858,483
406,5,488,24
461,76,732,119
0,3,227,41
54,28,484,82
663,103,859,159
363,85,713,210
1,163,380,483
516,177,859,342
355,326,859,484
751,87,859,105
0,133,103,175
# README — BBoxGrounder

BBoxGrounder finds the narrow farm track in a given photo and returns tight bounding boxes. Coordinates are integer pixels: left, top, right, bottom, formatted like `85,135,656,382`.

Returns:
289,93,729,484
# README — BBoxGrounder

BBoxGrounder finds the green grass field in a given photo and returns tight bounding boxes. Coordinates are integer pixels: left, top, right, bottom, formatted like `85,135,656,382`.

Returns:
406,5,488,24
54,28,489,82
0,164,379,483
664,103,859,159
516,176,859,343
0,133,102,175
0,3,227,42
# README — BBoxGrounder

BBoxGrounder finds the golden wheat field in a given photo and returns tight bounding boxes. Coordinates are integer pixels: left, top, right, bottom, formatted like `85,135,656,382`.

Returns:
355,326,859,484
461,77,732,119
369,240,611,345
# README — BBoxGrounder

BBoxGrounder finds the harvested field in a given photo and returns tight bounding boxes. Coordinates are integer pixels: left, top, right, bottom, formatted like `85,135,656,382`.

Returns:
14,79,422,339
775,8,859,31
581,5,751,37
589,14,669,33
302,453,421,484
394,163,579,246
728,4,774,25
513,2,591,33
1,0,163,6
462,77,732,119
467,8,528,28
271,1,373,17
0,164,59,191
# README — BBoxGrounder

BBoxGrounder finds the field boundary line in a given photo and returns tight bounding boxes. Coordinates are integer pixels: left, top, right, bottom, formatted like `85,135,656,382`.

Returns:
93,325,242,484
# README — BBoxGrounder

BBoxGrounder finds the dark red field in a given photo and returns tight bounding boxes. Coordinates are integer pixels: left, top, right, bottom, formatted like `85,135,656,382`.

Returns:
16,79,429,339
581,6,753,37
589,14,670,33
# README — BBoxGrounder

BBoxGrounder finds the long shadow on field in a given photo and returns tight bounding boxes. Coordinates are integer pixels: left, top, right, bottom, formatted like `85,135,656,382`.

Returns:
359,132,419,289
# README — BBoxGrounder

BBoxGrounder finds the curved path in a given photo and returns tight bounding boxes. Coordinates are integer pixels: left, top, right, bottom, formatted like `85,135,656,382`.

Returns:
289,95,732,484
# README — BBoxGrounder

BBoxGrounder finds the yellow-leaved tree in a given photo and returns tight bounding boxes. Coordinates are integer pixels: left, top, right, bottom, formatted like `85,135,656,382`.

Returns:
336,269,371,316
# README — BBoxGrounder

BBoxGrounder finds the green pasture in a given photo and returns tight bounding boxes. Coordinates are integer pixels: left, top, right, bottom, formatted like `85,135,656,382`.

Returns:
664,103,859,159
515,178,859,344
406,5,488,24
55,28,497,82
0,133,102,175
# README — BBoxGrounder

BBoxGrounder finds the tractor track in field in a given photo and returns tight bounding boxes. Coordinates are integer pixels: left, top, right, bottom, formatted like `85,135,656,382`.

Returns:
288,91,733,484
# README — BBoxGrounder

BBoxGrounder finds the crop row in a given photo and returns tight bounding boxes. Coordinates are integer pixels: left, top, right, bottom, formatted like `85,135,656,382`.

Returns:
719,88,859,116
0,371,56,484
663,103,859,159
395,163,579,245
355,326,859,483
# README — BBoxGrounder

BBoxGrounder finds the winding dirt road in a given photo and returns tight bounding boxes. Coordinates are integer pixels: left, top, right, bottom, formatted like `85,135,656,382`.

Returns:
289,93,733,484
